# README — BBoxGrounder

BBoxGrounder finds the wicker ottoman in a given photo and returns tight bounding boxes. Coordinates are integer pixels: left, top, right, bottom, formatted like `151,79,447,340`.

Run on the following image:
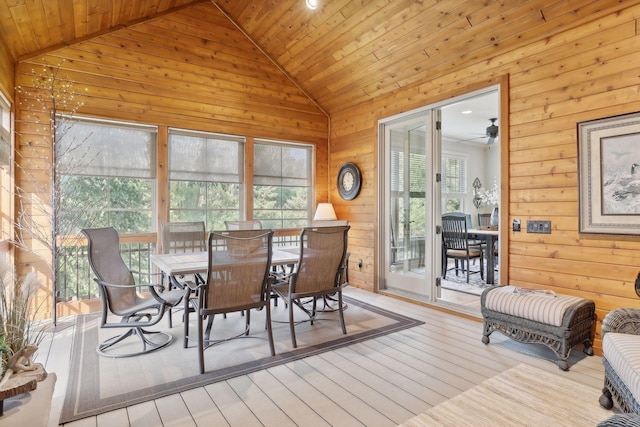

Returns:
481,285,595,370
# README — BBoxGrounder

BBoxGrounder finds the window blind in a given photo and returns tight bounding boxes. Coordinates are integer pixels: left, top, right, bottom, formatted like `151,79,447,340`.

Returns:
168,129,244,183
253,140,312,187
56,118,157,178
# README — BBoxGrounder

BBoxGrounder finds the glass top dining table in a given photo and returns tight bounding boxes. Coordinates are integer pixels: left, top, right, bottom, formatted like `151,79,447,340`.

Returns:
150,246,300,277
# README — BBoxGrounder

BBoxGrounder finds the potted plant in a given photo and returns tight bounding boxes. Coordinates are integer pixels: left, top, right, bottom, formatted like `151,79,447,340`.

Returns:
0,255,44,377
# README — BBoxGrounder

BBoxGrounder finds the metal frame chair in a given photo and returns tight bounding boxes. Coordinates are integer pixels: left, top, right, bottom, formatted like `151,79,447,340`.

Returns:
185,229,276,374
272,225,350,348
159,221,207,328
82,227,185,357
224,220,263,230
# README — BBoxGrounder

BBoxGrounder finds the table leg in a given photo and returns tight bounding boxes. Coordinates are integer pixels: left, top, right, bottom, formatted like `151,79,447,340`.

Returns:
485,235,495,285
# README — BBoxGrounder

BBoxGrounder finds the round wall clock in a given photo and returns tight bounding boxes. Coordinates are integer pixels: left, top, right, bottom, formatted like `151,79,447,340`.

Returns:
337,162,362,200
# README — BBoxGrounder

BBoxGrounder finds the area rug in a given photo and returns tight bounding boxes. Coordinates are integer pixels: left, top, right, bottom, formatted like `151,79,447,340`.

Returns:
441,266,499,296
398,363,611,426
60,296,423,423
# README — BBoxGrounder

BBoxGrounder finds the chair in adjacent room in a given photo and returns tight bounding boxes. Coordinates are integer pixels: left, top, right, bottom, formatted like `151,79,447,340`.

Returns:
82,227,185,357
441,214,484,283
272,225,350,348
186,229,275,374
160,221,206,327
224,220,263,230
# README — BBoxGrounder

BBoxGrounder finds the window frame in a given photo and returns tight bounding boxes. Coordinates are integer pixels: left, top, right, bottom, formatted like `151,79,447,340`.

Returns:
441,153,468,213
253,138,315,229
167,128,245,230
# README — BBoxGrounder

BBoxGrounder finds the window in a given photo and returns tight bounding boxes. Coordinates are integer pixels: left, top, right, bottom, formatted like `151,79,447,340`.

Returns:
56,117,157,234
441,155,467,213
0,93,10,240
253,140,313,229
168,129,244,230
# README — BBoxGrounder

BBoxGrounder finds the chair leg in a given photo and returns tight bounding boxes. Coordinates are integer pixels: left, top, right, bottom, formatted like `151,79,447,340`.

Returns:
266,303,275,356
245,309,251,336
289,299,297,348
338,290,346,335
183,296,190,348
197,313,205,374
465,258,470,283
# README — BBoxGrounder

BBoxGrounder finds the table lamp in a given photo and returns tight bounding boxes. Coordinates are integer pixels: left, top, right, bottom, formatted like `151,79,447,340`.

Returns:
313,203,337,221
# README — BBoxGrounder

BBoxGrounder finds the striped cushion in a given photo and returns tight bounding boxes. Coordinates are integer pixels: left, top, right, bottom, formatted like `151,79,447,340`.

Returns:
604,333,640,405
483,286,584,327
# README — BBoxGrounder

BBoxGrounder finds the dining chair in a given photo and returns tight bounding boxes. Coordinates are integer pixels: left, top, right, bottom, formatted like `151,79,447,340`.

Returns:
441,215,484,283
160,221,206,327
186,229,275,374
82,227,185,357
224,220,263,230
446,211,483,247
272,225,350,348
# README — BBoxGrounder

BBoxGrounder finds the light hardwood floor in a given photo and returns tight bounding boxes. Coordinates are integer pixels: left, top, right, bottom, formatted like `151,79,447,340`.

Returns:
36,287,606,427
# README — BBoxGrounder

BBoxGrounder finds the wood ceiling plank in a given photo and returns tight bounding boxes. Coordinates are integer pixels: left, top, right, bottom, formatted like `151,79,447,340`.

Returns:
0,1,23,58
56,0,76,42
8,3,40,54
276,0,392,74
71,0,88,39
172,3,238,30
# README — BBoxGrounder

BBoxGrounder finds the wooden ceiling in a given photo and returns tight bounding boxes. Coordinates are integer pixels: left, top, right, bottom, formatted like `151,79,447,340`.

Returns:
0,0,628,115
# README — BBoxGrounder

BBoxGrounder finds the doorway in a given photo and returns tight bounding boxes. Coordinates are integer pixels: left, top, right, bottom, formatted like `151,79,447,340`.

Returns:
378,85,501,312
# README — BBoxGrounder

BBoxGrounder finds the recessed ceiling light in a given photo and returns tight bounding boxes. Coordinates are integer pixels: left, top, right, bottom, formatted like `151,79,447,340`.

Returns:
306,0,318,10
461,110,472,114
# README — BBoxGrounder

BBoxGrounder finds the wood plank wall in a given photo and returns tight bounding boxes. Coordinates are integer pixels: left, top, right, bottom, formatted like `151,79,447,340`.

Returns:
330,3,640,353
0,38,13,100
11,2,328,318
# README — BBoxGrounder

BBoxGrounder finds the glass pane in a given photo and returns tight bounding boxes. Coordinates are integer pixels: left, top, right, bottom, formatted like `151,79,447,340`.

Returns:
57,119,156,178
109,178,152,209
109,210,152,234
168,132,243,183
389,125,426,276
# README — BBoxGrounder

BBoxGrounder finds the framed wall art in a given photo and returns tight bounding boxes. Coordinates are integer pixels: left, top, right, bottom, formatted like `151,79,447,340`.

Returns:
578,111,640,234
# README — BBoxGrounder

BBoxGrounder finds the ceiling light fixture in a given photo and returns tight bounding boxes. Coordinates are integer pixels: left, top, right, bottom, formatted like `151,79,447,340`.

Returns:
461,110,472,114
306,0,318,10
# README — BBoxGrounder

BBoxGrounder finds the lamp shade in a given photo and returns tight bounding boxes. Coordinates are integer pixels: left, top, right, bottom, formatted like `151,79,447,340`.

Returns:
313,203,337,221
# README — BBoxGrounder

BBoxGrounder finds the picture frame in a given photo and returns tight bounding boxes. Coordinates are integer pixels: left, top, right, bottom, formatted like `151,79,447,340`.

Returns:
578,111,640,234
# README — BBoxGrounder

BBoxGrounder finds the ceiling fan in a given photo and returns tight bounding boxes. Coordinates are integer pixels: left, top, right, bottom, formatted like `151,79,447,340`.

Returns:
485,118,499,144
456,118,499,144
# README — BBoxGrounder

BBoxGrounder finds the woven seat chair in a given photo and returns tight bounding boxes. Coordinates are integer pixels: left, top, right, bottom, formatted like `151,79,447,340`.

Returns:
441,214,484,283
272,225,350,348
185,229,275,374
82,227,185,358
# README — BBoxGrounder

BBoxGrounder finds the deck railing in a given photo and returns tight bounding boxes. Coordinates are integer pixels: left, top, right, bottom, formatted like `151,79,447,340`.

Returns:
57,228,303,303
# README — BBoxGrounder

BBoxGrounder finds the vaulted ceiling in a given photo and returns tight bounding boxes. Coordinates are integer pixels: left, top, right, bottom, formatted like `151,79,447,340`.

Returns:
0,0,627,116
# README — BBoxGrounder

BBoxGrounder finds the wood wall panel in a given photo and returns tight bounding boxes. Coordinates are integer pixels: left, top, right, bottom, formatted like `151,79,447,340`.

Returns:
330,3,640,353
13,2,328,320
0,38,13,100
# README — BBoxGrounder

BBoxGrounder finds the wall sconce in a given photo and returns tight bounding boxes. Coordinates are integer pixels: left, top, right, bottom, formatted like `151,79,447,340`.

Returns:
313,203,337,221
472,177,483,209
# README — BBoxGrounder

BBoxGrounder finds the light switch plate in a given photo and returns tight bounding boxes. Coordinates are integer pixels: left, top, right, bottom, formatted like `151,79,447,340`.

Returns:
527,220,551,234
